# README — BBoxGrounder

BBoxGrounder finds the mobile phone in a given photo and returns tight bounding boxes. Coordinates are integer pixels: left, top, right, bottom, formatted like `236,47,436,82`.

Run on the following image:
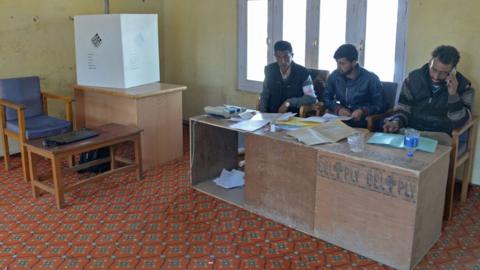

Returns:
446,67,456,86
450,67,457,77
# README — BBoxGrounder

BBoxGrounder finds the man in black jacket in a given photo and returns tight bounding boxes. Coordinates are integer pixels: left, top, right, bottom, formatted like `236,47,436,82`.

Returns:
259,40,317,113
323,44,385,128
383,45,474,135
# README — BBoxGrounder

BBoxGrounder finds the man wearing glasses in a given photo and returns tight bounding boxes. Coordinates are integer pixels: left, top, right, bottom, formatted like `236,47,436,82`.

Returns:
383,45,474,135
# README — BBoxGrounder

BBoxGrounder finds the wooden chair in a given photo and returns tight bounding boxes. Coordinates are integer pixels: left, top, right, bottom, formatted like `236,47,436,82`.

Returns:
444,116,478,220
0,76,74,182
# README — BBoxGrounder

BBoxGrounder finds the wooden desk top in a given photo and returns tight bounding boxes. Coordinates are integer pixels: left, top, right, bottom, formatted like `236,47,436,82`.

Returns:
72,82,187,98
190,114,451,174
26,123,143,155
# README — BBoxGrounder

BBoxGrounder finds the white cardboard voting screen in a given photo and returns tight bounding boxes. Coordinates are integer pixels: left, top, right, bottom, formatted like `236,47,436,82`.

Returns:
74,14,160,88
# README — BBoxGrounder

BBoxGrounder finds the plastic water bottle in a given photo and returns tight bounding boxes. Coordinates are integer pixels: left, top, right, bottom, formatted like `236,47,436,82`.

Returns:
404,128,419,158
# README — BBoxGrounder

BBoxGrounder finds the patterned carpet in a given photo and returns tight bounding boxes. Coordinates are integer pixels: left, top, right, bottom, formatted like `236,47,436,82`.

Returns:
0,131,479,269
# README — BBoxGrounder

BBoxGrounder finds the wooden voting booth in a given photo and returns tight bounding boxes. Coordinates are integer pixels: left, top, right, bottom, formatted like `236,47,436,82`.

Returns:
74,82,186,170
190,114,451,270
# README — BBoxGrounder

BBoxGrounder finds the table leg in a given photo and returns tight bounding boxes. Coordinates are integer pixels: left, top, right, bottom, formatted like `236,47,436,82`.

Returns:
68,155,75,168
134,136,143,180
51,157,65,209
20,144,30,182
110,145,116,170
28,151,40,198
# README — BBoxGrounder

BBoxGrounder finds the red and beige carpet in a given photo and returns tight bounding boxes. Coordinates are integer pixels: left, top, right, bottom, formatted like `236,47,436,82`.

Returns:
0,137,479,269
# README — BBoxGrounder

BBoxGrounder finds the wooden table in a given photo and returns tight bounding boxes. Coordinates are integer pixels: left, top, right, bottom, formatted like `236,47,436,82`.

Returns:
73,82,186,170
25,123,143,209
190,114,451,270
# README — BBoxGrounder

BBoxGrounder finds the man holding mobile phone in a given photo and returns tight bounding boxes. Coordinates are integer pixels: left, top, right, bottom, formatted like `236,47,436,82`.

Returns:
383,45,474,135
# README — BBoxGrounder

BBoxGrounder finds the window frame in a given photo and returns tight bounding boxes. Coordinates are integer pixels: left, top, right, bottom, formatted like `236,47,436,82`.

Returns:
237,0,409,92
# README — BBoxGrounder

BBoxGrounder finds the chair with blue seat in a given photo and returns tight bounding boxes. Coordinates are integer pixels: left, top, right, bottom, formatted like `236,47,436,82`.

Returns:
366,81,399,131
0,76,73,182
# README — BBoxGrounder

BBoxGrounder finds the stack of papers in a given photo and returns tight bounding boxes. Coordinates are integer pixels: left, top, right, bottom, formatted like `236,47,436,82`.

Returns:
249,112,296,122
299,113,352,123
275,112,297,121
230,119,270,132
213,169,245,189
275,117,320,131
229,112,297,131
367,133,438,153
230,110,257,122
286,120,357,146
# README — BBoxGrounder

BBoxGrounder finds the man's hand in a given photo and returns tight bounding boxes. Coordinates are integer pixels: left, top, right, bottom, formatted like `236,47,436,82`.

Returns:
278,101,290,113
383,120,400,133
351,109,364,121
338,107,351,117
447,72,458,95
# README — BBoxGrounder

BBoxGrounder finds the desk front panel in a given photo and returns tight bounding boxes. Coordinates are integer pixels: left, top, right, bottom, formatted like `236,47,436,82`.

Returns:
189,115,451,270
245,133,317,233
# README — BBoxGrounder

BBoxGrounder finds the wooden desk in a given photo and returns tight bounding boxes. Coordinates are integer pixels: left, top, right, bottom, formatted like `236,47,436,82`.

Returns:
26,123,142,209
190,115,451,270
73,82,186,170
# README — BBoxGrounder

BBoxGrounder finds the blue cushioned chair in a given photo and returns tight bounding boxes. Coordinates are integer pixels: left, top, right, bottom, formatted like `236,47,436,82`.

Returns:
366,81,399,131
0,76,73,182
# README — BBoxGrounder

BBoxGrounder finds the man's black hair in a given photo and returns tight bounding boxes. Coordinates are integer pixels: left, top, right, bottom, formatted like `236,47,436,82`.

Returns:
274,40,293,53
432,45,460,67
334,44,358,61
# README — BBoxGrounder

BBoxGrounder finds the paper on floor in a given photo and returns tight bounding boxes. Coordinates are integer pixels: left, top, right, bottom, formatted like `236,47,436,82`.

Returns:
213,168,245,189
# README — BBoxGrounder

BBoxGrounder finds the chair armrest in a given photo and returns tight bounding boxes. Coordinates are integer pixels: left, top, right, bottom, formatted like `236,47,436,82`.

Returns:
41,92,74,103
299,103,325,118
452,116,478,138
41,92,74,122
0,98,26,111
0,99,27,140
366,110,396,131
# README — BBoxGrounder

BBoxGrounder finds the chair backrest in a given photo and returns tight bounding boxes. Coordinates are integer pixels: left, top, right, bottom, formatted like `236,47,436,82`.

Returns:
381,81,399,111
0,76,43,121
308,69,329,102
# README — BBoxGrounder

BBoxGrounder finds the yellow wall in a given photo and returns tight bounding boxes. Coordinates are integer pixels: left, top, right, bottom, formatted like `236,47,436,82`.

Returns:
0,0,163,118
406,0,480,183
161,0,258,118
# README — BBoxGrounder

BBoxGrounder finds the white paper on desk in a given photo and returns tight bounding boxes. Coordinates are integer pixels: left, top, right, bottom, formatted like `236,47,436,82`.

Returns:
301,113,352,123
276,112,297,121
251,113,282,121
213,168,245,189
251,112,296,122
238,110,256,120
287,120,357,145
230,119,269,132
287,128,331,145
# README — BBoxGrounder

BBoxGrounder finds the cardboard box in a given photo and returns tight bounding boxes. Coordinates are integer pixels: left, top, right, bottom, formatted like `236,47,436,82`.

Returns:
74,14,160,88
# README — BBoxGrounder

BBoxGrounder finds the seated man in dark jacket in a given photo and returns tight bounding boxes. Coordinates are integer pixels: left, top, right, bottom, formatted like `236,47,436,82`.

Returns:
323,44,385,128
383,45,474,135
259,40,317,113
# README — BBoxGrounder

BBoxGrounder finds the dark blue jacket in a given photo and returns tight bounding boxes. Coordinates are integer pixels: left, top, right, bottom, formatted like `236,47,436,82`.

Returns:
323,66,385,116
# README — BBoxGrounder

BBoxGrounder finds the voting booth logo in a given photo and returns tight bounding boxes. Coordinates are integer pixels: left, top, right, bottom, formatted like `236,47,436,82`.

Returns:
91,33,103,48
